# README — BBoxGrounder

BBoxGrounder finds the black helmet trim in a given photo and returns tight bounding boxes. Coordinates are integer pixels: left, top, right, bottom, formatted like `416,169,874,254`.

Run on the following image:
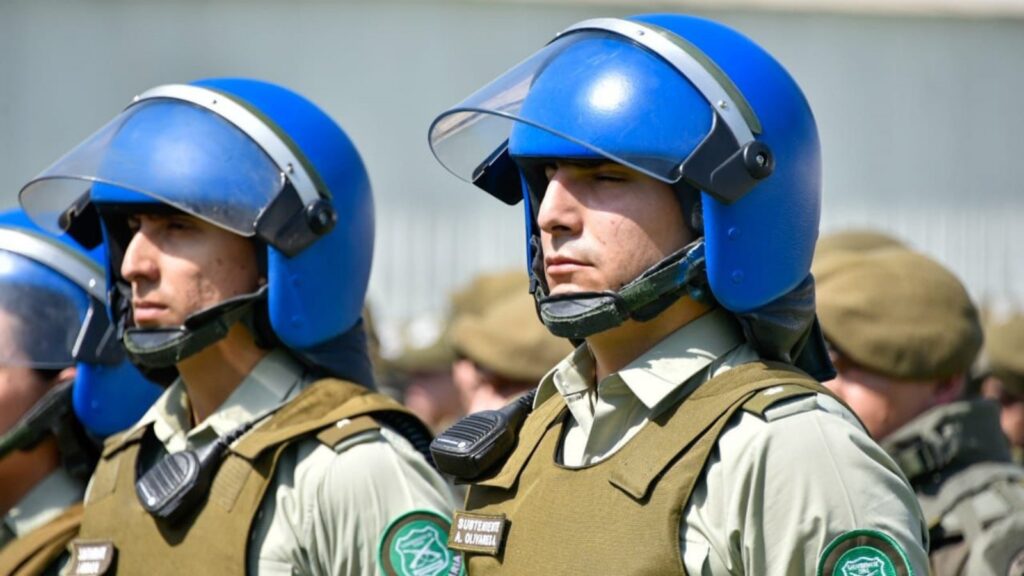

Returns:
121,286,267,369
535,241,710,340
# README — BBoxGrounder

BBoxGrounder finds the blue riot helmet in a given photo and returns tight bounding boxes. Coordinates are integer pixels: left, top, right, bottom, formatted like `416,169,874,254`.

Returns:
19,78,376,386
0,208,161,479
429,15,822,343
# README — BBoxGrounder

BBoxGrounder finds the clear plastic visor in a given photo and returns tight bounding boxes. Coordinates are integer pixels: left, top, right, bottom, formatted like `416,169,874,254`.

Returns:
429,30,708,186
0,250,89,368
20,98,285,236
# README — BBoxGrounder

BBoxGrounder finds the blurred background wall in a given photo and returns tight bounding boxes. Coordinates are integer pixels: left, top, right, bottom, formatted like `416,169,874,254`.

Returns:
2,0,1022,351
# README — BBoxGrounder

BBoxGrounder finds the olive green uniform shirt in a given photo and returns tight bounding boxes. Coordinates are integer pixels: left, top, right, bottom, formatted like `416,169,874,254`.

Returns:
1,469,83,575
85,349,455,575
1,469,83,547
536,309,930,575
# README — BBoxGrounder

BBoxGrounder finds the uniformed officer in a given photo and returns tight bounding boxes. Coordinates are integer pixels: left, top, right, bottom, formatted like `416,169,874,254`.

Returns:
981,315,1024,465
817,247,1024,576
450,288,573,414
19,79,460,575
0,209,159,576
388,270,526,429
427,14,929,574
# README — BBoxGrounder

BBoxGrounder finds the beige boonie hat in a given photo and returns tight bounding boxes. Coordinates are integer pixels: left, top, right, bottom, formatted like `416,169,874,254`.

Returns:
451,290,573,382
816,248,982,381
986,315,1024,395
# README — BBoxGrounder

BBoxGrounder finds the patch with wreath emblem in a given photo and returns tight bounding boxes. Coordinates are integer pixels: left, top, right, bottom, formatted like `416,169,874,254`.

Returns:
816,529,913,576
377,510,465,576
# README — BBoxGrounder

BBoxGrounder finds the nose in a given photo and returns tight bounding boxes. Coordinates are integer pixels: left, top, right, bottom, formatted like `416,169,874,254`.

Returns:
536,166,582,238
120,225,159,285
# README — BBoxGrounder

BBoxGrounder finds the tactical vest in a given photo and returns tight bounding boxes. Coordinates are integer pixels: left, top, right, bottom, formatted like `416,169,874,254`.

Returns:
72,378,426,575
0,503,82,576
450,361,836,575
885,400,1024,576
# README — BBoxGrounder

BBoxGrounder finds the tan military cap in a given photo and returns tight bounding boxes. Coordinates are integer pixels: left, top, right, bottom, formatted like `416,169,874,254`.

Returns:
986,315,1024,395
451,290,573,382
450,270,528,320
816,248,982,381
816,229,905,258
813,230,906,284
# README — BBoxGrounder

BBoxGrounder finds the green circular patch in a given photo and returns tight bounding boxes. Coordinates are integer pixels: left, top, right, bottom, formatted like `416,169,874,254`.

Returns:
377,510,465,576
834,546,897,576
817,529,913,576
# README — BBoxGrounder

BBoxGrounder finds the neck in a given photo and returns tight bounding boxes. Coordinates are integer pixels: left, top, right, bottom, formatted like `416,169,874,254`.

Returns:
587,296,711,382
0,439,60,517
176,323,269,425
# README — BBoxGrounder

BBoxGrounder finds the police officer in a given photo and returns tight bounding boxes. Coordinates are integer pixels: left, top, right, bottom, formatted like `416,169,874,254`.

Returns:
388,270,526,429
0,209,159,575
19,79,460,575
981,315,1024,465
817,247,1024,575
427,14,928,574
450,288,572,414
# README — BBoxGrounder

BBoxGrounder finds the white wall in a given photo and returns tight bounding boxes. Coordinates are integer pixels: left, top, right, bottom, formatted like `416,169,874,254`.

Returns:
2,0,1022,332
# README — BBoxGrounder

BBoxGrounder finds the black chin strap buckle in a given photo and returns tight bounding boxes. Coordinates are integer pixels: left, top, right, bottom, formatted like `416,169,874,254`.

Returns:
123,287,267,369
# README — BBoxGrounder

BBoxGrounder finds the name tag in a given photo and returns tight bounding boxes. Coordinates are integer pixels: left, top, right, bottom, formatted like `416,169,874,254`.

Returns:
448,511,508,556
68,540,116,575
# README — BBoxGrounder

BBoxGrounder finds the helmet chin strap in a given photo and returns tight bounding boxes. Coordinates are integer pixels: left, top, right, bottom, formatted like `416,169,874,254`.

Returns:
122,286,267,369
534,240,710,340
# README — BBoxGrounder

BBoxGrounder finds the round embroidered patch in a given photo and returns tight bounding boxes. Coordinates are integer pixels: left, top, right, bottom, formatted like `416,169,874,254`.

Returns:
816,529,913,576
377,510,465,576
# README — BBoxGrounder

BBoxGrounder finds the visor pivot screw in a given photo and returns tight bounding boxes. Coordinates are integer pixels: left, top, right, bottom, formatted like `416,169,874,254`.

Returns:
286,162,295,174
305,200,337,236
89,279,97,289
211,98,218,105
742,142,774,180
717,100,728,110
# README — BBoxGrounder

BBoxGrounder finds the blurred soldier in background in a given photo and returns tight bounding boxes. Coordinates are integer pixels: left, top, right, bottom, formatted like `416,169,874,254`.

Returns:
19,79,457,575
813,228,905,260
389,337,462,433
387,270,525,430
450,289,572,414
817,247,1024,576
428,13,928,574
0,209,159,575
981,315,1024,465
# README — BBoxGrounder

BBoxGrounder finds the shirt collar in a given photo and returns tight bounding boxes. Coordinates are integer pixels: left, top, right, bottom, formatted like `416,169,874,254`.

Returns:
2,468,84,541
140,348,306,449
536,308,745,410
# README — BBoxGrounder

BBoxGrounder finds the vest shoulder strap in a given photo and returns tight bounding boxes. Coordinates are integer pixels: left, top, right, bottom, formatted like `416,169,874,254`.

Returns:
232,378,417,460
0,503,83,576
609,361,822,500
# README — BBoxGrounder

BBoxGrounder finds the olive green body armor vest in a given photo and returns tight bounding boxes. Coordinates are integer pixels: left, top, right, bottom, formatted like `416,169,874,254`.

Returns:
883,400,1024,576
0,503,82,576
72,379,423,575
452,362,834,575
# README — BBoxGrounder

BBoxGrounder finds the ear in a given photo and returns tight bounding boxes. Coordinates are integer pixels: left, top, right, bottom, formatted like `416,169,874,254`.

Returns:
57,366,77,384
933,373,966,404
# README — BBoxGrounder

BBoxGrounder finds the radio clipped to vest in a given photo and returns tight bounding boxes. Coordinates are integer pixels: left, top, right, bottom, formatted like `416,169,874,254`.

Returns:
430,390,536,481
135,411,273,525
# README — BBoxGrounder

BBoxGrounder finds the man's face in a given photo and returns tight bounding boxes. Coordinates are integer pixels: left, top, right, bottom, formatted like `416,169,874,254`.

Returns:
121,213,262,328
825,356,946,440
0,309,48,435
981,376,1024,447
536,161,690,296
